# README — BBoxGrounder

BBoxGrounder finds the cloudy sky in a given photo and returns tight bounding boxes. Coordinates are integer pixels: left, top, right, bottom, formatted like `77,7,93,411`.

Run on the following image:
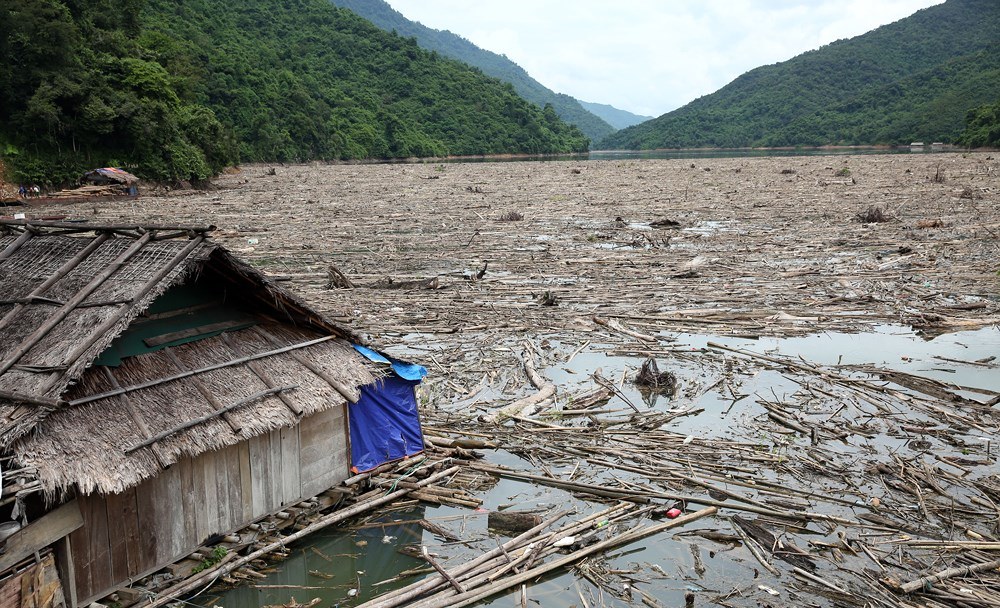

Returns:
384,0,943,118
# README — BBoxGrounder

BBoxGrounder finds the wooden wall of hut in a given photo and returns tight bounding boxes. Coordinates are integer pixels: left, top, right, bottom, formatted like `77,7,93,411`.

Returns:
68,406,349,604
0,552,66,608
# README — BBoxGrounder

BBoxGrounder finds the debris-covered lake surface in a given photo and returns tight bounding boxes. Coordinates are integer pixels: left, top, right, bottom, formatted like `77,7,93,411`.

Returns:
26,153,1000,606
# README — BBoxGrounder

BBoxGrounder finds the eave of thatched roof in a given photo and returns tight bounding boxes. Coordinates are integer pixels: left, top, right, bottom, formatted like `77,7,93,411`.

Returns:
0,220,381,496
13,323,378,496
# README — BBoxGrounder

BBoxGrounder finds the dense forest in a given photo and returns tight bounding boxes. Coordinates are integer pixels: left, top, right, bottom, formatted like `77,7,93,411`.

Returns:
600,0,1000,150
329,0,626,144
957,98,1000,148
0,0,588,185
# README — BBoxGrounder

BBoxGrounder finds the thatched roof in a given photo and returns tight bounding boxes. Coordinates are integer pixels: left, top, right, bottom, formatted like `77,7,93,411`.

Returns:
82,167,140,185
0,220,382,496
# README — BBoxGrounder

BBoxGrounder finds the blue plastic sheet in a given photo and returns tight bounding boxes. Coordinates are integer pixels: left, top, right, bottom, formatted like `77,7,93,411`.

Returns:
349,375,424,473
353,344,427,381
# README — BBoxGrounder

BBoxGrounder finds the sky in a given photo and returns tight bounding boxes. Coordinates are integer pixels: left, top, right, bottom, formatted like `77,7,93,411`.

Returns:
384,0,944,118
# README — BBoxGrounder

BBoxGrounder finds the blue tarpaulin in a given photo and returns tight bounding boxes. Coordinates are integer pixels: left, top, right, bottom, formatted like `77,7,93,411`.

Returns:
352,344,427,381
349,374,425,473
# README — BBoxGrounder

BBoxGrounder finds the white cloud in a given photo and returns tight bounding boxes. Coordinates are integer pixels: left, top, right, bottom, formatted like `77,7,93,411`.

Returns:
384,0,943,117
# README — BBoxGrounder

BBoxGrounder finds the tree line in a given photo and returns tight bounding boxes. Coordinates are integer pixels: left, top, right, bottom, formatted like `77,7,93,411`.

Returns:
0,0,589,185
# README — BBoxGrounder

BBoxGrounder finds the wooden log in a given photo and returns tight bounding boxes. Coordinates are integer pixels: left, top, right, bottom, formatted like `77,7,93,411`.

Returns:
418,519,461,542
593,315,656,342
487,511,543,534
374,276,440,290
482,384,556,423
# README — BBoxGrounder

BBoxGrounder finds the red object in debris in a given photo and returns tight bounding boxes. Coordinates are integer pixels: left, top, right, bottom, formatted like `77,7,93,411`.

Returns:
665,508,682,519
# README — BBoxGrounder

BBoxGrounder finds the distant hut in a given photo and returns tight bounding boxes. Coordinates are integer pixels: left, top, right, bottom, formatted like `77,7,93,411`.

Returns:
0,220,425,607
81,168,140,195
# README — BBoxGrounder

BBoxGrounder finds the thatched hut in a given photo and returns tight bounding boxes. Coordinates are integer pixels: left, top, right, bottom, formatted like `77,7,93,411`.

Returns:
81,168,140,196
0,220,425,607
80,168,139,187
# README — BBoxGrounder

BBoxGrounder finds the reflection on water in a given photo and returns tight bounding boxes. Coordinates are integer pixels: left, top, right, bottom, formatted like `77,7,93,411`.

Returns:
197,508,427,608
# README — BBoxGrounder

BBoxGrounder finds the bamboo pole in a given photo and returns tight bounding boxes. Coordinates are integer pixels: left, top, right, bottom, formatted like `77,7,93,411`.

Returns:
125,385,297,453
899,558,1000,594
68,335,336,406
409,507,717,608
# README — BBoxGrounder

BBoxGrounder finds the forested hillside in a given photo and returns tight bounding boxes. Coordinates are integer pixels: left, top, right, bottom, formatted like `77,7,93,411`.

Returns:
329,0,621,144
600,0,1000,150
958,98,1000,148
0,0,588,185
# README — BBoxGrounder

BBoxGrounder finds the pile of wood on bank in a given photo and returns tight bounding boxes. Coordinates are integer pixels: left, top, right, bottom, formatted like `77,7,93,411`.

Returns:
43,184,135,200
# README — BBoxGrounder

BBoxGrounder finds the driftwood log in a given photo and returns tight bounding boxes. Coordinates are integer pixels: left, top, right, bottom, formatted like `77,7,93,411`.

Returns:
487,511,542,534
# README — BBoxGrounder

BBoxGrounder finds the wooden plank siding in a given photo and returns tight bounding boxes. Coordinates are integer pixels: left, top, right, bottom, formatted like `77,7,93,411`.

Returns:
71,405,349,604
299,406,350,498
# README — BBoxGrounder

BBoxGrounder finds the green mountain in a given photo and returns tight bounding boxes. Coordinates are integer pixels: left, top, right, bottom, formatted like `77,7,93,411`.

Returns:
578,101,652,130
0,0,588,185
329,0,617,144
599,0,1000,150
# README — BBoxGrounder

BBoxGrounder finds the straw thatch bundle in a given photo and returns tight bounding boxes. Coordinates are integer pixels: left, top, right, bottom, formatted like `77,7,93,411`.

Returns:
0,221,379,497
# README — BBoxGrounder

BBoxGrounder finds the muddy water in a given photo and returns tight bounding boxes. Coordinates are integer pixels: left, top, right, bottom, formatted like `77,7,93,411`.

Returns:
200,324,997,607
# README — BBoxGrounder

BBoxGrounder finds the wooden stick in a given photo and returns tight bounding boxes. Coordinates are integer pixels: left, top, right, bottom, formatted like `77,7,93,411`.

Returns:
102,367,171,469
0,390,63,408
359,508,578,608
0,226,35,261
42,234,206,393
221,332,304,416
729,517,780,576
69,335,336,406
252,326,360,404
163,348,244,436
483,384,556,423
0,232,111,332
0,219,215,233
0,232,155,377
125,385,297,453
899,558,1000,594
422,547,466,593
